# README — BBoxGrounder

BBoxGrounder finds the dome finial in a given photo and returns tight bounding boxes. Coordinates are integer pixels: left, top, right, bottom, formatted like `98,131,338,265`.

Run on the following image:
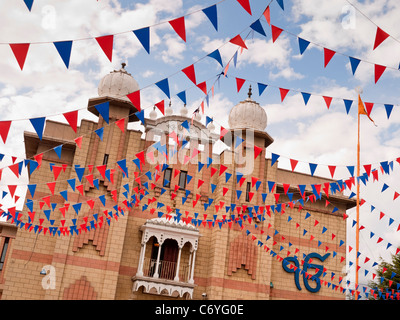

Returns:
248,85,252,99
121,62,126,69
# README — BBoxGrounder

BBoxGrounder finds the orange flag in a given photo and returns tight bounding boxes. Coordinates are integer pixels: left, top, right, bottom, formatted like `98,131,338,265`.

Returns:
358,94,375,125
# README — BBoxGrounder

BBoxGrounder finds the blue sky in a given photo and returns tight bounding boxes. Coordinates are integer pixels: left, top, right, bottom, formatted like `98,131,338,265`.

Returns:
1,0,400,296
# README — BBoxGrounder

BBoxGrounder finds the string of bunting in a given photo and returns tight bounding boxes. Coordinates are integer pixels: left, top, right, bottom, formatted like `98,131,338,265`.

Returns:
2,158,399,300
12,0,267,70
231,74,397,118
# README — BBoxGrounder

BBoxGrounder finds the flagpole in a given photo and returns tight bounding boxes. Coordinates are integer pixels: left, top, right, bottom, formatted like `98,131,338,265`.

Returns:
356,106,360,299
355,87,362,300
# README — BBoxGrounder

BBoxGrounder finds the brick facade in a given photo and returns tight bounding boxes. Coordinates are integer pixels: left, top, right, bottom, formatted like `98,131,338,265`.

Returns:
0,88,355,300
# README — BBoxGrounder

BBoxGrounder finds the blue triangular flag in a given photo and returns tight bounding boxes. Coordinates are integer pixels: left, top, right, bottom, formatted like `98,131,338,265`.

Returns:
95,127,104,141
211,184,216,193
349,57,361,75
53,145,62,159
298,37,310,55
28,184,36,197
250,19,266,36
72,202,82,214
267,181,275,192
206,116,213,127
347,165,355,176
181,120,190,131
29,117,46,140
262,193,268,202
75,166,85,182
67,178,76,191
99,194,106,206
136,110,145,125
155,78,170,99
24,0,34,11
235,136,244,148
53,40,73,68
95,101,110,124
202,4,218,31
207,49,223,67
60,190,68,201
177,90,186,104
384,104,393,119
276,0,284,10
29,160,39,175
258,83,268,96
271,153,280,166
236,190,242,200
309,163,317,176
198,162,204,172
133,27,150,54
343,99,353,114
207,157,213,168
301,92,311,105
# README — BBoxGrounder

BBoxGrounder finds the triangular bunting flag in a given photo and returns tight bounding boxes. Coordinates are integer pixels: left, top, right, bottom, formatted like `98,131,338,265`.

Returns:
29,117,46,140
126,90,141,111
169,16,186,42
374,64,386,83
207,49,223,67
155,78,170,99
298,37,310,55
95,35,114,62
63,110,78,133
373,27,389,50
10,43,30,70
324,48,336,67
229,34,247,49
236,0,252,15
271,25,283,43
0,121,12,143
258,83,268,96
236,77,246,92
182,64,197,85
133,27,150,54
53,40,73,68
349,57,361,75
95,101,110,124
202,4,218,31
279,88,289,102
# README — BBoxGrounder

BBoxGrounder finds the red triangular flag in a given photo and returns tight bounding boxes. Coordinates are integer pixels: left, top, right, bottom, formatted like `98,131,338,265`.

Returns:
182,64,197,84
271,25,283,43
229,34,248,49
126,90,141,111
279,88,289,102
219,164,228,176
10,43,30,70
169,17,186,42
155,100,165,115
324,48,336,67
96,164,106,179
263,6,270,25
136,151,145,165
95,35,114,62
364,102,374,117
9,163,19,177
8,185,17,198
197,81,207,95
63,110,78,133
374,64,386,83
53,166,63,180
364,164,372,176
236,77,246,92
323,96,333,109
74,136,83,149
210,167,217,177
115,118,125,132
373,27,390,50
236,0,252,15
220,126,229,140
0,121,12,144
47,181,56,195
254,145,263,159
328,165,336,178
290,159,298,171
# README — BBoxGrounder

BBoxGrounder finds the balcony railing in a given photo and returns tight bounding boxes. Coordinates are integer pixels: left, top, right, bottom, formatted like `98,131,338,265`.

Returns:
142,258,190,283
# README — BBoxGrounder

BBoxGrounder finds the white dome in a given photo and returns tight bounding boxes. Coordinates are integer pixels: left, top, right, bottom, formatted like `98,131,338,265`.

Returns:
98,63,139,102
228,87,267,131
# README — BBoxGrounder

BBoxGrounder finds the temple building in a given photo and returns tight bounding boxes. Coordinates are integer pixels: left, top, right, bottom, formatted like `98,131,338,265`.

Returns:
0,66,355,300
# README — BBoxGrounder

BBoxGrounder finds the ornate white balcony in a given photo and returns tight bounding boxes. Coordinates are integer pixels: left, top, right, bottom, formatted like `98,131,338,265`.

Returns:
132,214,200,299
